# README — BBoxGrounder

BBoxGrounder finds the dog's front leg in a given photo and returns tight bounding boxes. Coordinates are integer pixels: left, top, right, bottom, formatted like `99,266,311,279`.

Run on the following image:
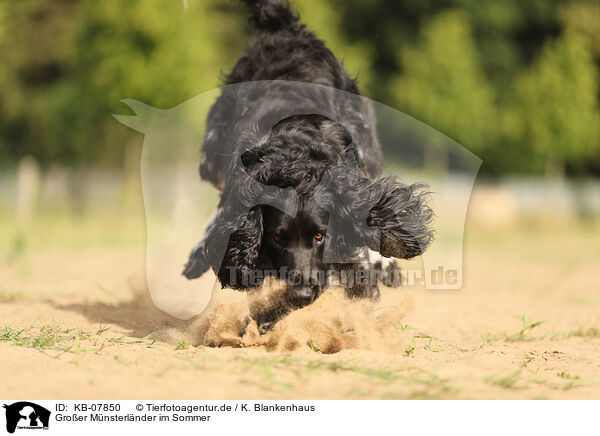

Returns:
246,285,292,335
339,263,381,301
345,282,381,301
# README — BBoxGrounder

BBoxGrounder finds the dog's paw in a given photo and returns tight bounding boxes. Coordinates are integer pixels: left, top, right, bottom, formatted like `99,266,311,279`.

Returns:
380,259,402,287
258,321,275,335
370,285,381,301
239,315,251,337
182,245,209,279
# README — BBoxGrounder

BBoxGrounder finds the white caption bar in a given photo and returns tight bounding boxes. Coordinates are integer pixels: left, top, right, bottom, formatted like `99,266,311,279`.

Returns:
0,400,596,435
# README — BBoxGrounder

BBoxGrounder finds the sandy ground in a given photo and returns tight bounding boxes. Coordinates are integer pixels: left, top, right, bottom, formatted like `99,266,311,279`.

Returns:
1,219,599,399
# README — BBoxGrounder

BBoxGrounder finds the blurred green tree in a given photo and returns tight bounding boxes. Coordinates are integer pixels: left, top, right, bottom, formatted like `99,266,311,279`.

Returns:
0,0,598,177
293,0,374,91
391,11,496,166
333,0,568,103
0,0,243,167
507,30,599,177
558,1,600,57
0,0,371,168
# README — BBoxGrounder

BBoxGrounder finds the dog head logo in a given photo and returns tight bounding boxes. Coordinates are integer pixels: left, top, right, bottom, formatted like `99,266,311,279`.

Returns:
3,402,50,434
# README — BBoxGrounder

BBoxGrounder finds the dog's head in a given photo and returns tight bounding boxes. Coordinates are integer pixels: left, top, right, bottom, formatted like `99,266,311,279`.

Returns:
183,117,433,305
259,199,330,306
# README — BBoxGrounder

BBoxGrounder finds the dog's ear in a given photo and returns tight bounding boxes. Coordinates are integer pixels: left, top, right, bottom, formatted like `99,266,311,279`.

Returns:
367,179,434,259
314,164,433,262
183,205,264,289
184,152,298,289
216,206,264,289
182,241,211,279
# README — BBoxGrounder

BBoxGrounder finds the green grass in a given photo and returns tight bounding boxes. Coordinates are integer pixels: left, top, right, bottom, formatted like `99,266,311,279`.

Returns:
234,355,406,382
0,325,93,352
486,369,587,392
6,233,27,262
0,323,157,354
572,327,600,338
0,290,25,302
557,372,581,380
307,360,402,381
486,370,525,390
395,323,415,333
229,354,454,397
487,320,600,343
485,313,545,342
306,340,321,353
176,340,189,350
105,332,156,346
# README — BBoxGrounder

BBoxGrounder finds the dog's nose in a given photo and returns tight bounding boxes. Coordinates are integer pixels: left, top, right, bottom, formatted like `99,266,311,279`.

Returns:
287,286,314,307
287,268,311,286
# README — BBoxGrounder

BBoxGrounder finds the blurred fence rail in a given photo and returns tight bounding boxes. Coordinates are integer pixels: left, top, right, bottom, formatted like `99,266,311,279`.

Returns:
1,158,599,227
0,161,143,219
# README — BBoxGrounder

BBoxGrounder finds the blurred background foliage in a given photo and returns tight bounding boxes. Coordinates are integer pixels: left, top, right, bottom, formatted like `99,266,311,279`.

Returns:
0,0,598,177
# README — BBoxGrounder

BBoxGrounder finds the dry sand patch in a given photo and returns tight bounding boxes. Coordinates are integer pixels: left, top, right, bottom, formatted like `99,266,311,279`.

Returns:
1,225,599,399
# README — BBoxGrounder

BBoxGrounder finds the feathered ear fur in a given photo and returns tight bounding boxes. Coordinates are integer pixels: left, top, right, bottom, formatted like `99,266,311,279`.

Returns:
183,152,298,288
314,162,433,262
182,204,265,290
367,179,434,259
215,206,264,289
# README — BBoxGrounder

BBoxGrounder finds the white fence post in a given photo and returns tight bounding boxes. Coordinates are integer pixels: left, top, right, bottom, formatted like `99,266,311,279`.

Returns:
16,155,40,222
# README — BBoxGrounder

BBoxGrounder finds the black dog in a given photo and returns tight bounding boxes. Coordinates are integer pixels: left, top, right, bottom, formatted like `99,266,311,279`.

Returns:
183,0,433,330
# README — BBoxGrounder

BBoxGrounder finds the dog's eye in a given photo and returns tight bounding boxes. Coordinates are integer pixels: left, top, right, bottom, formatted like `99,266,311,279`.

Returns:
273,235,281,245
314,233,324,243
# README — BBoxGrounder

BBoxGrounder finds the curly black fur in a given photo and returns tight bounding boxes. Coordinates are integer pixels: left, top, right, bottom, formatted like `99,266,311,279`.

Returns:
183,0,433,323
